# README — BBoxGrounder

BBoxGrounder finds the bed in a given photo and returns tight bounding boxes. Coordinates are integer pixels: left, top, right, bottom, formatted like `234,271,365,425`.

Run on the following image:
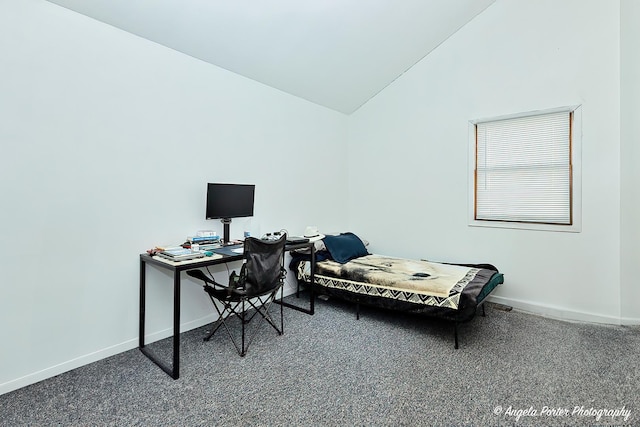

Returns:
290,232,504,349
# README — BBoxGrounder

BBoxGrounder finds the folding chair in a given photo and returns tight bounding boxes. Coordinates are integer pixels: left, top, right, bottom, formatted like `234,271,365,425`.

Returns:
187,234,287,356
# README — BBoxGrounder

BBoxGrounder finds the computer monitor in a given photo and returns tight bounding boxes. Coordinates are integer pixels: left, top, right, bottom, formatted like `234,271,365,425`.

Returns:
206,183,255,244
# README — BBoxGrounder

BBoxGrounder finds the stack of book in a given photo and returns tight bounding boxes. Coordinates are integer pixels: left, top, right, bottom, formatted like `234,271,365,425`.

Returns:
157,247,204,262
188,235,221,245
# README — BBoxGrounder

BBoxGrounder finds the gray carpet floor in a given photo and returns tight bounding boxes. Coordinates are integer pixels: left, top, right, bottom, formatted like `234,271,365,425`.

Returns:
1,295,638,426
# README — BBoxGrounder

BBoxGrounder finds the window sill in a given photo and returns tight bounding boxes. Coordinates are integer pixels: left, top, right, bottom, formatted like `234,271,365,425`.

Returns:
468,219,581,233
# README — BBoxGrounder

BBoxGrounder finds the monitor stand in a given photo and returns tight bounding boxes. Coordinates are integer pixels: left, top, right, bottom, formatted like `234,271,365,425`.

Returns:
221,218,232,245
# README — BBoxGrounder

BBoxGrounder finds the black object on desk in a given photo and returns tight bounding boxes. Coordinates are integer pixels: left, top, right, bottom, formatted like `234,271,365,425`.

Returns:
210,244,244,257
139,240,316,379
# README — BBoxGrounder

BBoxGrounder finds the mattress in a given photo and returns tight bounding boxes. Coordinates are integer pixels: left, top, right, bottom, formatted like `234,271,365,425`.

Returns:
295,255,503,322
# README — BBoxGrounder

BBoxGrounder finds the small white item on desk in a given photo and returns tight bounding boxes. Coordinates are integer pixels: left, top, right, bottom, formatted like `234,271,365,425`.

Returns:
152,254,221,265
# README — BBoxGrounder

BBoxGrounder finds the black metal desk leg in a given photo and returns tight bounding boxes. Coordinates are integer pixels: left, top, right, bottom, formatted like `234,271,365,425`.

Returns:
275,244,316,315
139,258,181,379
172,272,181,379
139,259,146,348
309,246,315,315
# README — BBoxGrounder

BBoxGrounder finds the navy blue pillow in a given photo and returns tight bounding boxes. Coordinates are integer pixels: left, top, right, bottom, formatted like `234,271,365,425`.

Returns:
323,232,369,264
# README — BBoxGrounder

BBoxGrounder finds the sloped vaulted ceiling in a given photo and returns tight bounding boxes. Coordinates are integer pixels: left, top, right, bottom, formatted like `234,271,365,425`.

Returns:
46,0,495,114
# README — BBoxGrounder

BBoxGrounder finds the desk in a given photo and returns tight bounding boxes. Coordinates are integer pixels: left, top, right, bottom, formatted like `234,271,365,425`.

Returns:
278,241,317,317
139,241,315,379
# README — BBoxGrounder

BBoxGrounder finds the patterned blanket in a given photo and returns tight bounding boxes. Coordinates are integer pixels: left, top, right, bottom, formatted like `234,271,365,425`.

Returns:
299,254,481,309
316,255,477,297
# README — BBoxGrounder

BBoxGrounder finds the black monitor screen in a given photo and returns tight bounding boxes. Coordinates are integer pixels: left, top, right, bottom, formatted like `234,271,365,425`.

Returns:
206,183,255,220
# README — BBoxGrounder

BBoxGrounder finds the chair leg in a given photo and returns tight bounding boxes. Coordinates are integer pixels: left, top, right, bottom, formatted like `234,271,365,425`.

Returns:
248,295,282,335
240,299,246,357
204,298,233,341
204,318,225,341
224,300,249,357
204,296,248,356
280,285,284,335
204,289,285,357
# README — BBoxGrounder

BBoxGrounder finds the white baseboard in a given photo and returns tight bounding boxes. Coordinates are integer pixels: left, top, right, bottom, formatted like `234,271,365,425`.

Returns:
487,295,640,325
0,287,301,396
0,312,216,396
620,316,640,326
0,339,138,396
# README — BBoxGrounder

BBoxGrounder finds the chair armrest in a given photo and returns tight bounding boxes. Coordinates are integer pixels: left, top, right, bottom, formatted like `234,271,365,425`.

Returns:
186,269,219,286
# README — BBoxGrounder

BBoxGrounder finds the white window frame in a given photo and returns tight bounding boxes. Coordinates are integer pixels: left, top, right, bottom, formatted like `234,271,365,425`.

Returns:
468,105,582,233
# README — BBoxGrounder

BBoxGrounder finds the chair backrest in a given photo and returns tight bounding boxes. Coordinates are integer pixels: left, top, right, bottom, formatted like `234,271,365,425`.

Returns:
242,235,286,296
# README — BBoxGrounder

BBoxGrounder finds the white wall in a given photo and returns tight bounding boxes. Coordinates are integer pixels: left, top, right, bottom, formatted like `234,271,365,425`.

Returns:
620,0,640,323
348,0,623,323
2,0,635,397
0,0,349,394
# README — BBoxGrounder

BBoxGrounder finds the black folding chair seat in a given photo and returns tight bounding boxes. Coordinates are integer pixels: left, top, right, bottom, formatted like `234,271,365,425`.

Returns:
187,235,287,356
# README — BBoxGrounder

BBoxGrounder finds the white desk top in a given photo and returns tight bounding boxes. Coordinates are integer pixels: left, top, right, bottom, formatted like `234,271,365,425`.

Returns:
151,254,223,266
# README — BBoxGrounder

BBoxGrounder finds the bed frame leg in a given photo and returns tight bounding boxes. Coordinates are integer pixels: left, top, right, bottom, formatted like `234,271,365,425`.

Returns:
482,304,486,317
356,300,360,320
454,323,459,349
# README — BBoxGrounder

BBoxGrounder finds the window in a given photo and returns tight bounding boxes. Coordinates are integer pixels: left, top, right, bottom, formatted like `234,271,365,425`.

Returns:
469,106,581,232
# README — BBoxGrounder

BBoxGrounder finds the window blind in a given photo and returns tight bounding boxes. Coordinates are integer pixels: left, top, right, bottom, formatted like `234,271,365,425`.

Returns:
475,111,572,225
